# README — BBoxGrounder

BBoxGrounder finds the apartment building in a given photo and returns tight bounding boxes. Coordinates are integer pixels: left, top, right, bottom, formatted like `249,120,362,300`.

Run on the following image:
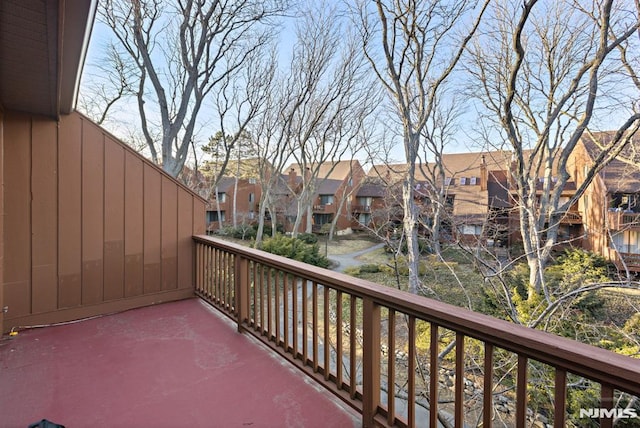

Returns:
360,137,640,272
571,133,640,272
284,160,366,234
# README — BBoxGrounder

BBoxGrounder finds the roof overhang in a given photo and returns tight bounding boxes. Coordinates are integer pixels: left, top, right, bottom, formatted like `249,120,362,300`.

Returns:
0,0,96,118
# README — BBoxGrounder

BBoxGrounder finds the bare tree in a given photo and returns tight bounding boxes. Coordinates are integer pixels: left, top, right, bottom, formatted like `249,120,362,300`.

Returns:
353,0,490,294
279,2,377,237
466,0,640,296
93,0,286,177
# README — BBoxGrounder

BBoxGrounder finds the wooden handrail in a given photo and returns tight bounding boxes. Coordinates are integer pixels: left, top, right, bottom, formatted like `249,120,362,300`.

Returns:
193,234,640,426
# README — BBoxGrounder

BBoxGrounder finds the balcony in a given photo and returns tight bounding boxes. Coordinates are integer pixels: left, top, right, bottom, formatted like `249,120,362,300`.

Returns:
608,210,640,231
2,235,640,427
353,204,372,213
559,210,583,225
612,250,640,273
313,203,337,213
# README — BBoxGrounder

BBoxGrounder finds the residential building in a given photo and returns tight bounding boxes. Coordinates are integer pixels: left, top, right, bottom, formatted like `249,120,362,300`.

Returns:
205,176,261,232
366,151,514,244
285,160,366,234
571,132,640,271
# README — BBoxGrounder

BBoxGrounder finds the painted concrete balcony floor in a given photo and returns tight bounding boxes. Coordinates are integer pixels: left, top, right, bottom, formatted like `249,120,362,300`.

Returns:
0,298,359,428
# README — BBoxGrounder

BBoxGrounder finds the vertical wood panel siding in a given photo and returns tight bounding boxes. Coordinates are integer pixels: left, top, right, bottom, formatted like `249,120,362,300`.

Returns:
0,107,4,329
104,139,125,301
124,151,144,297
81,120,105,305
3,112,31,318
2,111,206,332
58,113,83,308
31,117,58,313
143,164,162,294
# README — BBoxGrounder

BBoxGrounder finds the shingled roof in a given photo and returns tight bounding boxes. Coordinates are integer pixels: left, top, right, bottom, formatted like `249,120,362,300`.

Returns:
581,132,640,194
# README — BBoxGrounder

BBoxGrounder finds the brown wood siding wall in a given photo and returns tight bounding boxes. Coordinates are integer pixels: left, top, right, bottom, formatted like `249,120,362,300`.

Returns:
0,107,4,328
2,111,205,332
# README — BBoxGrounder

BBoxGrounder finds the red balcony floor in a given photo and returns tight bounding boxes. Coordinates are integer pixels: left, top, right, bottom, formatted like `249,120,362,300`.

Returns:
0,298,359,428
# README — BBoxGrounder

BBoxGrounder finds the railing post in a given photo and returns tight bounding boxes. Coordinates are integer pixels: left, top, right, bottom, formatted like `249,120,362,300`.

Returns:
235,255,249,333
362,297,381,427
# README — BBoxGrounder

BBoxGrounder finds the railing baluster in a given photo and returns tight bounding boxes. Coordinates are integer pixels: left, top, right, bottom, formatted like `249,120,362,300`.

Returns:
302,279,308,365
267,267,272,340
350,295,357,399
313,281,319,372
336,290,343,392
195,243,201,293
362,297,381,427
235,255,248,329
324,285,330,381
483,342,494,428
259,264,265,333
387,309,396,426
215,249,224,306
283,273,289,351
554,368,566,428
292,275,299,360
408,315,416,428
222,249,226,304
251,262,257,327
455,333,465,428
275,270,281,346
601,384,614,428
516,355,528,428
429,323,439,428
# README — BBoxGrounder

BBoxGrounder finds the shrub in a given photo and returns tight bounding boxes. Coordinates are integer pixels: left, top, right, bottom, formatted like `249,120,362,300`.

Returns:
217,225,256,240
297,232,318,244
260,234,330,268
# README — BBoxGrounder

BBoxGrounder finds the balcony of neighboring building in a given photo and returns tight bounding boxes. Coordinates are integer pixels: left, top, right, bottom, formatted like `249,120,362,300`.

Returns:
313,195,337,214
608,210,640,231
607,193,640,231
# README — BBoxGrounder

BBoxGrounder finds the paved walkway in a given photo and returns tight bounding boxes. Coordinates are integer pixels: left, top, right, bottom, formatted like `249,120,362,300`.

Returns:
328,242,386,272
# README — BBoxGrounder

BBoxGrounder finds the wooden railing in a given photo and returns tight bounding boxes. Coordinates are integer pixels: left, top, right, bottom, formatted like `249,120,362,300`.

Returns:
608,210,640,230
194,235,640,428
353,204,372,213
559,210,582,224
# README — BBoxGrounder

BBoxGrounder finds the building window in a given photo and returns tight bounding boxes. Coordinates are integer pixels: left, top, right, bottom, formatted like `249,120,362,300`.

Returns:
206,211,225,223
358,213,371,226
216,192,226,203
469,176,477,185
357,196,372,207
320,195,334,205
249,193,255,203
445,195,455,209
249,178,257,184
445,177,453,186
461,224,483,236
460,177,467,185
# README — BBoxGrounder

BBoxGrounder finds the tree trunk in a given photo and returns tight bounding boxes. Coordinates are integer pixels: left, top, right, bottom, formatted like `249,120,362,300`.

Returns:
402,180,420,294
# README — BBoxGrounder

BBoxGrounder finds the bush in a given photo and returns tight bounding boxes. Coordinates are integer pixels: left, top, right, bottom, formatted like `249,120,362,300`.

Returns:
260,234,330,268
217,225,256,240
297,232,318,244
253,222,284,237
